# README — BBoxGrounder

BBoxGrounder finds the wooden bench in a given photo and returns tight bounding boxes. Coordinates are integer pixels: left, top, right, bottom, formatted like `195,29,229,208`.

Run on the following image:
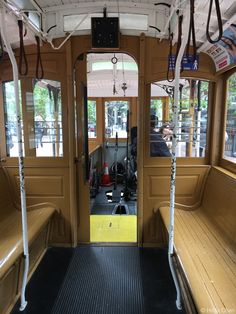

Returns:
0,167,57,314
158,166,236,313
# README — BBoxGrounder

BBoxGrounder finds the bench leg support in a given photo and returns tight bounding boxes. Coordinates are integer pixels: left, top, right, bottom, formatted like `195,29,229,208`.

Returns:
19,255,29,311
168,253,182,310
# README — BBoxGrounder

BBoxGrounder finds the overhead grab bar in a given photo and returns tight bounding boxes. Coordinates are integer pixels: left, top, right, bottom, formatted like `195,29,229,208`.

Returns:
168,1,191,310
0,7,29,312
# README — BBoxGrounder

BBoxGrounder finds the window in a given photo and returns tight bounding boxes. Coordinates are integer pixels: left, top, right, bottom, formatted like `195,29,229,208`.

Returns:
88,100,97,138
224,72,236,163
3,81,24,157
150,80,209,158
33,79,63,157
2,79,63,158
150,99,164,126
105,100,129,138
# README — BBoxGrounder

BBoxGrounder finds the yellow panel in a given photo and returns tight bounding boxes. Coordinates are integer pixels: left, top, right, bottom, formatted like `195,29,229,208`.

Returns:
90,215,137,243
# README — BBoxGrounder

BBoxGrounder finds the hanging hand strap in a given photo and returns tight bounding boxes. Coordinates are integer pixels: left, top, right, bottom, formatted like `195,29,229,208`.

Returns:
176,12,183,62
167,31,174,82
206,0,223,44
186,0,197,62
0,31,4,60
35,36,44,79
18,20,28,76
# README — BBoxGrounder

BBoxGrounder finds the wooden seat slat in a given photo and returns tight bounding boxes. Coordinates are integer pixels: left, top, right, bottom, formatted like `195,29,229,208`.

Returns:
175,209,236,280
190,210,236,275
177,211,236,309
161,208,227,312
0,206,55,279
159,167,236,313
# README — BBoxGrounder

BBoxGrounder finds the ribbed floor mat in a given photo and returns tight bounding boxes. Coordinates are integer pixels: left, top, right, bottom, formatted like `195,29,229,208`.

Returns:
11,247,186,314
52,247,145,314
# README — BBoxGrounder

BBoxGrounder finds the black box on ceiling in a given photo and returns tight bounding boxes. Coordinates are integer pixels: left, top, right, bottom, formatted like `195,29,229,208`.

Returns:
91,17,120,49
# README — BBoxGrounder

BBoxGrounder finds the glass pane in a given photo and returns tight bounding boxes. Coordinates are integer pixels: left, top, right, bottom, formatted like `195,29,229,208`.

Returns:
224,73,236,163
88,100,97,138
105,100,129,138
150,80,209,158
3,81,24,157
150,99,163,125
33,79,63,157
150,98,172,157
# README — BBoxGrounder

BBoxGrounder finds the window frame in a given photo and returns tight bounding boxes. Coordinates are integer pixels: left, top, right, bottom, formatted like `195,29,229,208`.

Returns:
145,80,212,165
0,76,68,166
219,67,236,173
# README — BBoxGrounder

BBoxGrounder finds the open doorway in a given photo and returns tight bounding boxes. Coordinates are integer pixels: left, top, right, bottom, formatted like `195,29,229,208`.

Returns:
87,53,138,243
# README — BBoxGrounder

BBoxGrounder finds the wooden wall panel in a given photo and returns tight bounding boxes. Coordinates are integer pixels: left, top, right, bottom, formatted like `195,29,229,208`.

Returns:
149,175,199,198
0,34,218,247
145,37,216,83
6,167,71,245
15,176,63,197
143,166,210,245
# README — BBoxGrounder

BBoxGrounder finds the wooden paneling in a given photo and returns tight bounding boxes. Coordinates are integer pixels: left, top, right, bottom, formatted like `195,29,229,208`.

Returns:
0,261,19,314
149,175,199,197
0,33,219,247
143,166,210,244
6,167,71,244
15,176,63,197
145,37,216,83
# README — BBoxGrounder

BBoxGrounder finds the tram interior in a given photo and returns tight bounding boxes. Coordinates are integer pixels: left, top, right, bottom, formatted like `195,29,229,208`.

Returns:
0,0,236,313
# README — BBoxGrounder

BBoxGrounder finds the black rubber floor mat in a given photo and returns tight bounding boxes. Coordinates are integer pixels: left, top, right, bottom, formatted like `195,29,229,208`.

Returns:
11,247,74,314
140,248,184,313
52,247,185,314
11,247,186,314
52,247,145,314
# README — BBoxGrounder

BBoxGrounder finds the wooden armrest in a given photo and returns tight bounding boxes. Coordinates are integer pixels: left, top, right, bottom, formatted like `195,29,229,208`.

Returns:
153,200,202,214
26,202,60,213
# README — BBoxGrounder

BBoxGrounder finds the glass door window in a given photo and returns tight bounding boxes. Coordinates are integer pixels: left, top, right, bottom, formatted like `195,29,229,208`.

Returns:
33,79,63,157
3,81,24,157
104,100,129,138
224,72,236,163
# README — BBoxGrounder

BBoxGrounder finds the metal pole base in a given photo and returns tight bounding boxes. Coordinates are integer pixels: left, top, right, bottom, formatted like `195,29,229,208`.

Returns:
176,299,182,310
19,301,27,311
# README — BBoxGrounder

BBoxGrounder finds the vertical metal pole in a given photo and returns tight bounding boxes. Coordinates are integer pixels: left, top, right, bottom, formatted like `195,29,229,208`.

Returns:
0,9,29,311
168,2,191,310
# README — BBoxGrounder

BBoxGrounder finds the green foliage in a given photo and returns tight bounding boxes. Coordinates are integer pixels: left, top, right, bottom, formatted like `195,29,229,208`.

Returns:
3,81,22,119
33,84,50,121
228,73,236,111
88,100,96,124
150,99,163,120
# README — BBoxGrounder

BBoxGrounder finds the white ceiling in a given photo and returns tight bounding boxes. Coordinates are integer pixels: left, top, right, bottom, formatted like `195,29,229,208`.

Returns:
2,0,236,49
87,53,138,97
